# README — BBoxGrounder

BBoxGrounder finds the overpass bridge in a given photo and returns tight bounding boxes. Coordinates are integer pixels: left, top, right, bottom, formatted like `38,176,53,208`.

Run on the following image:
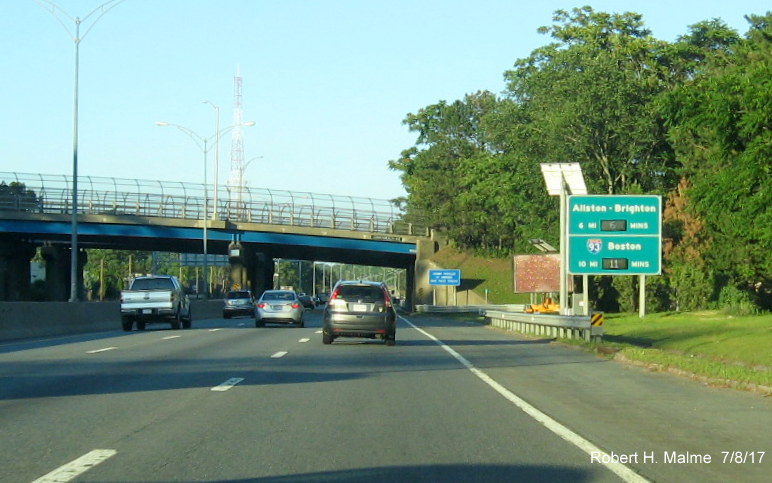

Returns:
0,172,441,307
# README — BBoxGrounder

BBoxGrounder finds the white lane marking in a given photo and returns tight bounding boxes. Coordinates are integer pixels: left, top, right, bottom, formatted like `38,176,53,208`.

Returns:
86,347,117,354
400,316,650,483
162,335,181,340
209,328,222,332
32,449,117,483
211,377,245,392
298,338,310,343
314,330,322,334
271,351,288,358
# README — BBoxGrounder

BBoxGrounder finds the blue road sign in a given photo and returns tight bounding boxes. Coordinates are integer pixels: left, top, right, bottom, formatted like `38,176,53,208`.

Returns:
568,195,662,275
429,269,461,286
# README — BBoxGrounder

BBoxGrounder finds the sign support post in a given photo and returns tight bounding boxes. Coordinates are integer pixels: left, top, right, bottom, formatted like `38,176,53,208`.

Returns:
540,163,588,316
560,180,568,315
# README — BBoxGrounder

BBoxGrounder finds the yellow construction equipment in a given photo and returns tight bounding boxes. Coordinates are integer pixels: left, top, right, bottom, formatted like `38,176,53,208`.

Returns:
524,297,560,314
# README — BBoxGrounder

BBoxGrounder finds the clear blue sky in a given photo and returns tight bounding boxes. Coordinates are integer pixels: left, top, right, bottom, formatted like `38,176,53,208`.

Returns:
1,0,767,200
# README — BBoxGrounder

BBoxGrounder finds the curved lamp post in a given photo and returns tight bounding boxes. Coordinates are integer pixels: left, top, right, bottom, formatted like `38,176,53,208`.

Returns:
156,119,255,297
35,0,126,302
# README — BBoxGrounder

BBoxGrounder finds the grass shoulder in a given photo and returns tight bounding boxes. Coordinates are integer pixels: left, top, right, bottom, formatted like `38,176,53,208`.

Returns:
591,311,771,393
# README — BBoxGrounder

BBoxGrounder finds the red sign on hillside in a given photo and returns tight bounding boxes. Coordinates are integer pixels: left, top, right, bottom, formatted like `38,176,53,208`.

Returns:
513,254,568,293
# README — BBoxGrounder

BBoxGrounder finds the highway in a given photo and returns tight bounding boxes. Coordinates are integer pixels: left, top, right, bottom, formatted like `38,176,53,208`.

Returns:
0,310,769,482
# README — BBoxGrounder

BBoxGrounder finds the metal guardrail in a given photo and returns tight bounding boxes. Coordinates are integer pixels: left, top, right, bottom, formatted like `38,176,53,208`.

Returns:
412,305,603,341
415,304,526,313
0,172,429,236
482,310,603,342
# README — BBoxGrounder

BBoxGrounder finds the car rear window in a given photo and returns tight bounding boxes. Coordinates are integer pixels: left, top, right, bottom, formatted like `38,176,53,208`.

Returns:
227,291,251,299
262,292,296,301
130,278,175,290
337,285,384,302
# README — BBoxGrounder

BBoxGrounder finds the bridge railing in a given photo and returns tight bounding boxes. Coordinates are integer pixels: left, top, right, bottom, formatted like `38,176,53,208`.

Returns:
0,172,428,236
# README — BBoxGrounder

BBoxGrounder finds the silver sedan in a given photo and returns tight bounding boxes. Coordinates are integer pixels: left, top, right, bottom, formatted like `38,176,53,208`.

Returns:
255,290,305,327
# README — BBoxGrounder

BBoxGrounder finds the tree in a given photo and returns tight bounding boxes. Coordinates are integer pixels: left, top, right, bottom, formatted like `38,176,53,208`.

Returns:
660,13,772,309
0,181,41,212
390,92,502,246
502,7,678,196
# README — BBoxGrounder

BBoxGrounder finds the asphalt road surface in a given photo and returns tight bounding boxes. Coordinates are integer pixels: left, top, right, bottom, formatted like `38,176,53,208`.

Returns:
0,309,769,482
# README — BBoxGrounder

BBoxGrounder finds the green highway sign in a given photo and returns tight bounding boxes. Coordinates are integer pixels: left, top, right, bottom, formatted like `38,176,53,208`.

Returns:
568,195,662,275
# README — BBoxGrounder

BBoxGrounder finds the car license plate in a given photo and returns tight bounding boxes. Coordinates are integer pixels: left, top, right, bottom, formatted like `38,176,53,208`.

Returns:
272,305,283,311
142,309,152,314
352,304,368,312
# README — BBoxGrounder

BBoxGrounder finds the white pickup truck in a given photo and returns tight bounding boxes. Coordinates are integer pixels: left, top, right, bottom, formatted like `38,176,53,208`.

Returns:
120,275,192,331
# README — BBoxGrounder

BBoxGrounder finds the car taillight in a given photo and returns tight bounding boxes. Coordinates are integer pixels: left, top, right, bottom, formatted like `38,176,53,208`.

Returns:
291,303,300,309
383,287,393,308
329,287,340,300
257,303,266,308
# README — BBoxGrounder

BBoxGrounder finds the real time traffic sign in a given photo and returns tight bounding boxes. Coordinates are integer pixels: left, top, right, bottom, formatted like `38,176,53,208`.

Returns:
568,195,662,275
429,269,461,286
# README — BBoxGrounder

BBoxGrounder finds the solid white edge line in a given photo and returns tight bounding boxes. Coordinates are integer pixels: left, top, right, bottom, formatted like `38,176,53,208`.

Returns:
271,351,288,358
399,315,650,483
211,377,245,391
32,449,117,483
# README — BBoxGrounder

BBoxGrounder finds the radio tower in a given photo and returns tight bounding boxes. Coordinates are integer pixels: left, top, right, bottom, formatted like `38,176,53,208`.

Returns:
229,66,246,208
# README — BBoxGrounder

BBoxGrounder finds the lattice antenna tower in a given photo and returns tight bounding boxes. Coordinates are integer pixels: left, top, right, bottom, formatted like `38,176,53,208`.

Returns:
229,66,246,198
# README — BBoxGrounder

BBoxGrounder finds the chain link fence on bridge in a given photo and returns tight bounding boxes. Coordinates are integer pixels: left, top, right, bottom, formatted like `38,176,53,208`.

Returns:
0,172,428,236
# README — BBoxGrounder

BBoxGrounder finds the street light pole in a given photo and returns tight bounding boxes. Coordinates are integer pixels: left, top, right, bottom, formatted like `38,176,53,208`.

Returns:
70,16,81,302
204,101,220,220
35,0,126,302
156,119,255,297
203,138,209,297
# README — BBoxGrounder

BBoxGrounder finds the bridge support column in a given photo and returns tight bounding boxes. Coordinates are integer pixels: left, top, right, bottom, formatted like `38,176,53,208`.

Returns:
41,244,87,301
250,253,274,296
231,246,274,297
0,238,36,301
227,242,251,291
411,238,438,309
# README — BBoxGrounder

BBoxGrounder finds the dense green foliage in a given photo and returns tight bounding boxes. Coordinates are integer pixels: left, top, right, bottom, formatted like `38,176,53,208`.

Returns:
0,181,40,211
82,250,228,300
391,6,772,312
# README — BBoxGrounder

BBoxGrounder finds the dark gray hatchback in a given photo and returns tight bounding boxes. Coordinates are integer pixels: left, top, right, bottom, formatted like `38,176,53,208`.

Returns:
322,281,396,345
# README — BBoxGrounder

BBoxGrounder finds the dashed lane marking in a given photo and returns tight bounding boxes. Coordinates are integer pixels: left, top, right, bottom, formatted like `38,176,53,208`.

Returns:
86,347,117,354
32,449,117,483
298,338,310,343
211,377,245,392
162,335,181,340
271,351,288,358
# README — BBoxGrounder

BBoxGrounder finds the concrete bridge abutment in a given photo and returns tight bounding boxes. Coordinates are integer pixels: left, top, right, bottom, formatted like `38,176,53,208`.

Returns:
0,238,36,301
228,242,275,296
40,244,87,302
411,238,440,308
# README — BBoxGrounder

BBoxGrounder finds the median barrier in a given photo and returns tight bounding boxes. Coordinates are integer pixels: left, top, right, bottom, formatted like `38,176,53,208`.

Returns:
0,299,224,343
